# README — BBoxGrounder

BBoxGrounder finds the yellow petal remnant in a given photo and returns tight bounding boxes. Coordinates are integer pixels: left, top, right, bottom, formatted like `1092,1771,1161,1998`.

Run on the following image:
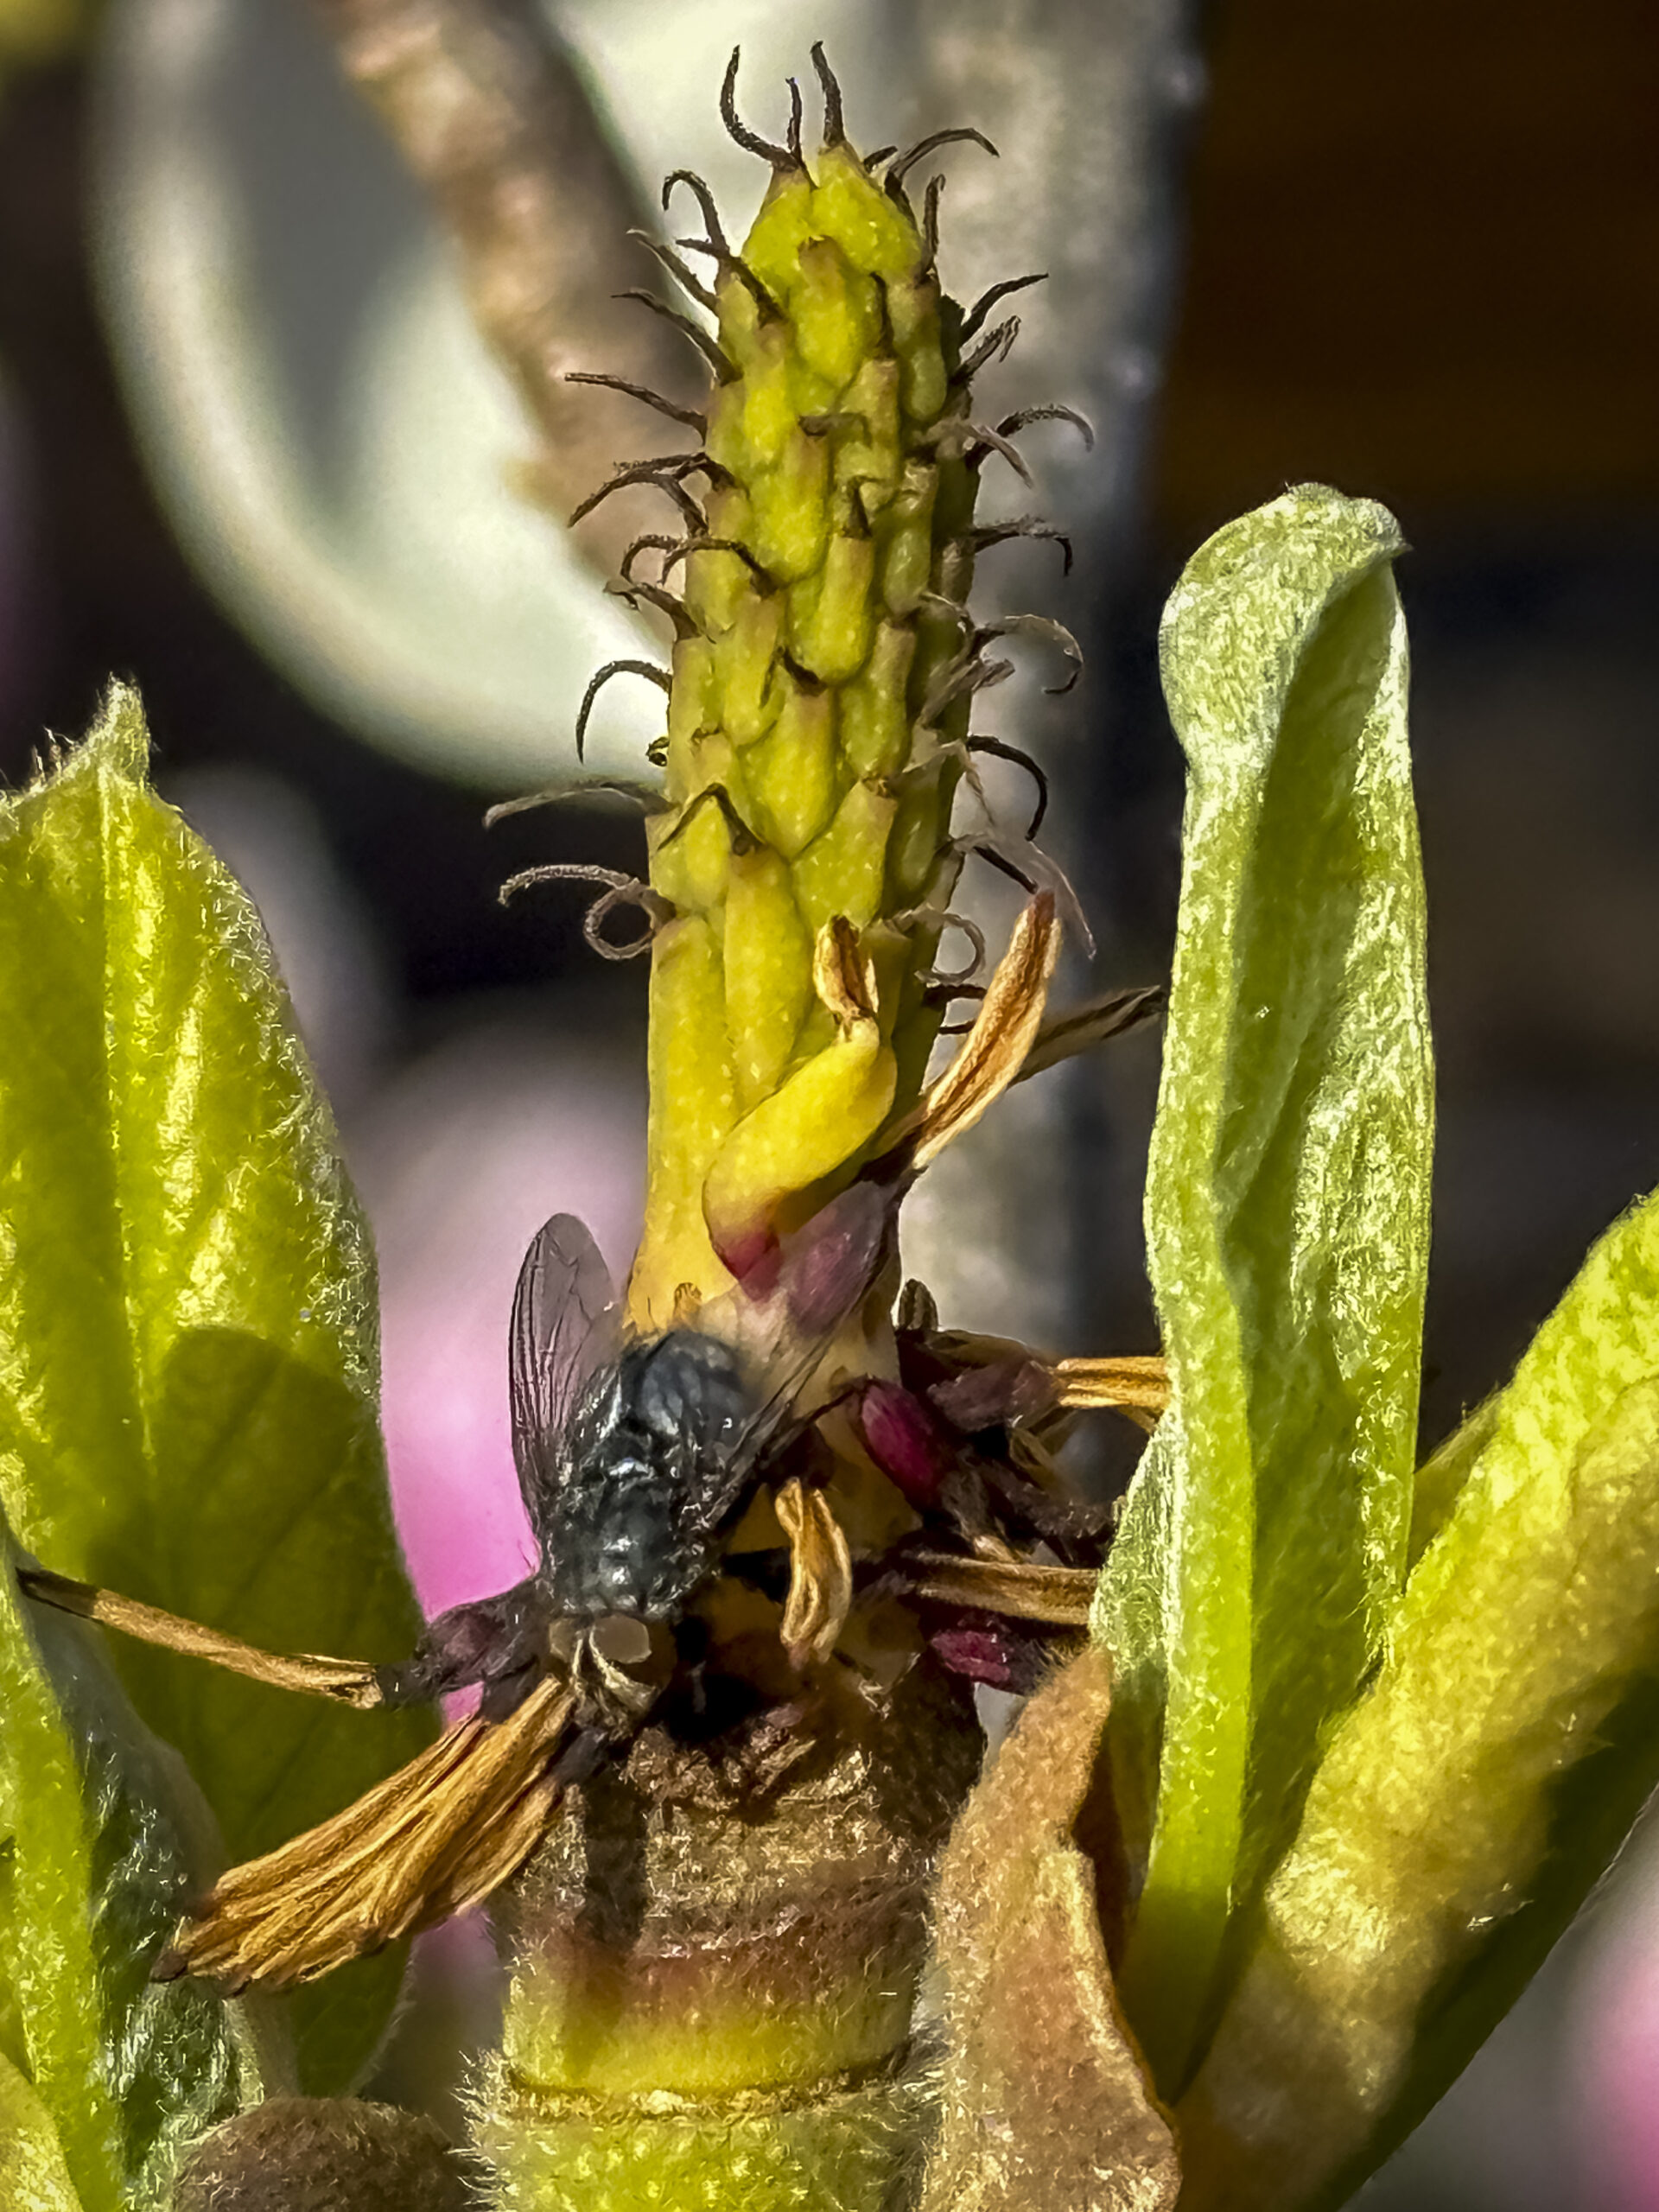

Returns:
921,1647,1180,2212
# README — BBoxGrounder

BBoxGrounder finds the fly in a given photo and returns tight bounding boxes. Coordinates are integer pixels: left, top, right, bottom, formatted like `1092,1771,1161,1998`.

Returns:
370,1179,891,1749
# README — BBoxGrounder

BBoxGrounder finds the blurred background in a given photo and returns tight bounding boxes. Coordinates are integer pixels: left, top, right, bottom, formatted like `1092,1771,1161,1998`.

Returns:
1,0,1656,2201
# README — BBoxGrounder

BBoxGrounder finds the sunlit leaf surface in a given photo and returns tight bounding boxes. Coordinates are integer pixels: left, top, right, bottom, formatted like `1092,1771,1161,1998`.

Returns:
1,1510,283,2212
1096,486,1433,2094
1179,1191,1659,2209
0,689,430,2088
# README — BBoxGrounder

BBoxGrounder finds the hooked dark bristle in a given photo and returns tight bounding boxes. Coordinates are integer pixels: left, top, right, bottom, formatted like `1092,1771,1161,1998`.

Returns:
661,168,730,257
968,736,1051,840
785,77,804,164
613,289,738,382
565,370,707,435
960,272,1048,347
626,231,719,314
720,48,799,170
995,404,1096,453
810,43,846,147
658,781,760,859
887,126,998,196
572,659,671,762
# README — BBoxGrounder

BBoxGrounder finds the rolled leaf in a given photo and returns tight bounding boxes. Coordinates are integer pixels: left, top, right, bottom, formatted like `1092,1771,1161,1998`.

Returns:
0,688,430,2088
1179,1185,1659,2209
920,1648,1179,2212
1098,486,1433,2093
1,1514,284,2212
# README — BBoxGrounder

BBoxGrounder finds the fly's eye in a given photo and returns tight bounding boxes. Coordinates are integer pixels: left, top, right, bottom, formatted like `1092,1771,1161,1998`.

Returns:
590,1614,653,1669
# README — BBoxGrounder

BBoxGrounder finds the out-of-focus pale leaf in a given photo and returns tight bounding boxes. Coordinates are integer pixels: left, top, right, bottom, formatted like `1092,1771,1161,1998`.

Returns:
1096,486,1433,2094
920,1647,1179,2212
1179,1188,1659,2210
0,688,430,2088
1,1513,286,2212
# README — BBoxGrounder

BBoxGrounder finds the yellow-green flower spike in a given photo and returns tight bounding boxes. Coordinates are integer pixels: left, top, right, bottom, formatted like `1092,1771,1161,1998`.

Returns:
594,48,1043,1329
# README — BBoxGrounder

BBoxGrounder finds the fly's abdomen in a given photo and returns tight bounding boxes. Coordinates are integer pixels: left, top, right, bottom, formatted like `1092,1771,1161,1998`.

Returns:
476,1658,982,2212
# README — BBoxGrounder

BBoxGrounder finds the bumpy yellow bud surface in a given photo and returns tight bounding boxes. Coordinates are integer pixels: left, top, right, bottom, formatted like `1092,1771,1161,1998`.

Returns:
613,60,1012,1326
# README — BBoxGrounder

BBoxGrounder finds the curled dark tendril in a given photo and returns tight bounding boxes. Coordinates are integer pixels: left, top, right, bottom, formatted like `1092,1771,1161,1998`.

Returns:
658,782,758,857
918,910,988,989
932,982,988,1032
969,518,1076,576
887,127,998,196
959,274,1047,347
995,404,1096,452
785,78,804,163
810,42,845,147
572,465,706,534
498,863,672,960
968,737,1050,839
957,316,1022,385
658,536,774,586
565,371,706,435
626,232,719,314
957,834,1095,959
574,659,671,761
922,418,1033,486
920,647,1016,728
613,290,737,382
661,168,730,257
921,175,944,269
606,576,701,639
570,455,729,531
977,612,1085,696
484,779,667,828
617,534,684,582
721,48,801,170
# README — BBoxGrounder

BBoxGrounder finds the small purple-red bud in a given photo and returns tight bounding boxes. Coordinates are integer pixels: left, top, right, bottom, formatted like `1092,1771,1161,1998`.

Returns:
859,1379,949,1506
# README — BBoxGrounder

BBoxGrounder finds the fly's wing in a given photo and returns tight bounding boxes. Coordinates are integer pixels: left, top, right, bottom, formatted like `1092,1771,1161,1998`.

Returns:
509,1214,621,1525
693,1181,899,1531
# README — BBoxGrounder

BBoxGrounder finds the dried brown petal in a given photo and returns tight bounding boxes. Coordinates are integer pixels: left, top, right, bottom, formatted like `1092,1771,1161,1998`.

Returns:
882,893,1059,1172
1051,1354,1171,1416
920,1647,1179,2212
18,1567,385,1707
776,1477,855,1665
899,1551,1097,1628
161,1675,575,1988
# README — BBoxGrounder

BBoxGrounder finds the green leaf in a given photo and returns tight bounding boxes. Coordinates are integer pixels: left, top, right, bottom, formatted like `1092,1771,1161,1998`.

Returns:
1096,486,1433,2094
1177,1186,1659,2209
1,1513,285,2212
0,2050,85,2212
0,687,431,2088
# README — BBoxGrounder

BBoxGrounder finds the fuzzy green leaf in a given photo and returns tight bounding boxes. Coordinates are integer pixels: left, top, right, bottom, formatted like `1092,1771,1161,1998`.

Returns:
1178,1186,1659,2209
0,687,430,2088
1097,486,1433,2094
0,2050,85,2212
1,1512,287,2212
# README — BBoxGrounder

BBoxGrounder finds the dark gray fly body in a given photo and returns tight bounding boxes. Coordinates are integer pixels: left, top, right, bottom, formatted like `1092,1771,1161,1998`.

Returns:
378,1186,893,1742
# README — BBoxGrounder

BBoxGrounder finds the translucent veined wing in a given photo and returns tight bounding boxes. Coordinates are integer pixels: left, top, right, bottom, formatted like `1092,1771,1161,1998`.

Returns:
509,1215,621,1522
689,1181,899,1536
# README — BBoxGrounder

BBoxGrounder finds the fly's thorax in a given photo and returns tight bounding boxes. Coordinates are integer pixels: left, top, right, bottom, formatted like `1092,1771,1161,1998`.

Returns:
542,1327,756,1620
